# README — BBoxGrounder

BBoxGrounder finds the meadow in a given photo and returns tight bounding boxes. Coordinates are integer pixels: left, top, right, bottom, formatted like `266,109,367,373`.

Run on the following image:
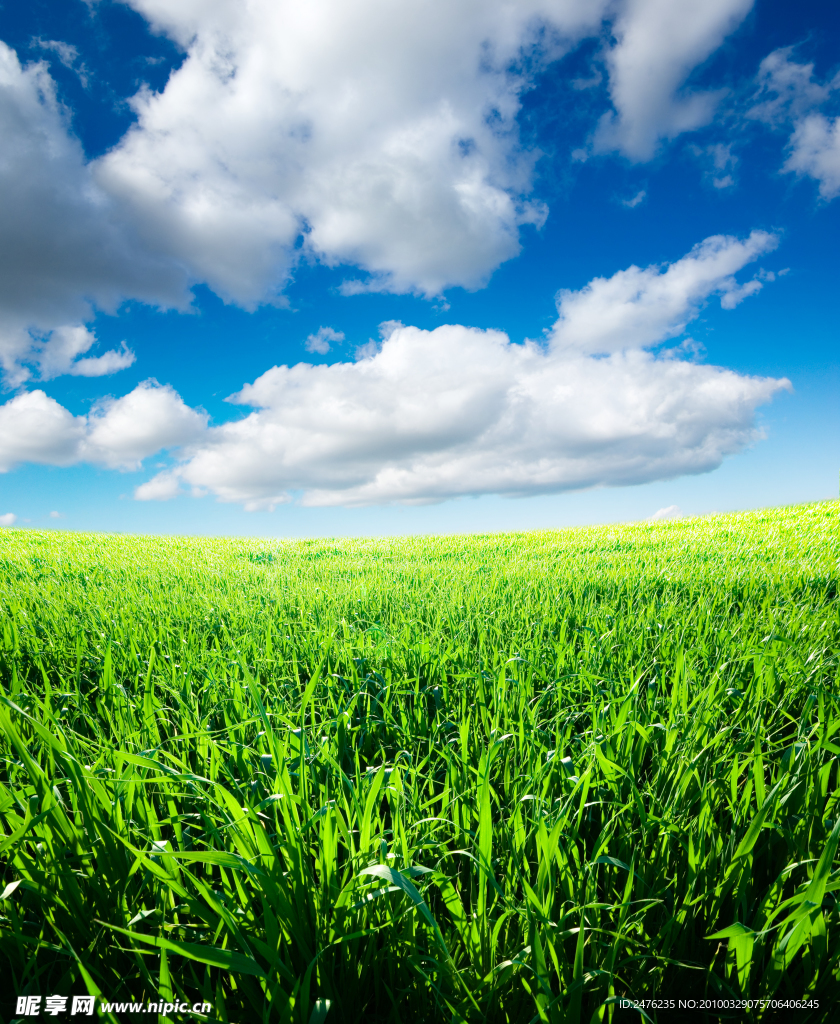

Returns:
1,501,839,1023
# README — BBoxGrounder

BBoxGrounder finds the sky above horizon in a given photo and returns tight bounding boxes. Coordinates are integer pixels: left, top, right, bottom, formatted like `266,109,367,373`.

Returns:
0,0,837,537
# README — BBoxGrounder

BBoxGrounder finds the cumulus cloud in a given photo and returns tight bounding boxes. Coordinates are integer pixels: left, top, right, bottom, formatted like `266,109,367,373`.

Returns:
0,0,774,377
134,470,184,502
305,326,345,355
0,41,186,383
0,233,786,506
594,0,753,160
549,230,777,355
130,233,789,508
143,333,782,509
0,513,16,527
100,0,761,299
37,326,135,380
0,390,86,471
84,382,208,469
0,381,206,473
1,3,611,377
95,0,620,300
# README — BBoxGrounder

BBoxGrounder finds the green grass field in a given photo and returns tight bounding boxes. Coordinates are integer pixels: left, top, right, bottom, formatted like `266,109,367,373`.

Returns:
1,501,839,1023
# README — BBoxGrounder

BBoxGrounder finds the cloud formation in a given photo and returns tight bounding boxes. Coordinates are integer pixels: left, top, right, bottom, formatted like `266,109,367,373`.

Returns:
0,234,789,506
104,0,762,296
34,38,89,86
0,0,771,382
99,0,619,301
748,47,840,199
784,115,840,199
748,47,836,127
37,326,135,380
549,230,777,354
649,504,683,521
595,0,753,160
0,42,186,383
0,381,206,474
621,189,646,208
305,327,345,355
134,232,787,508
153,332,786,509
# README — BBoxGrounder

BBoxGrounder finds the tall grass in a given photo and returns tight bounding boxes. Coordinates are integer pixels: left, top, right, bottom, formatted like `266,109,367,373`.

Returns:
1,501,838,1022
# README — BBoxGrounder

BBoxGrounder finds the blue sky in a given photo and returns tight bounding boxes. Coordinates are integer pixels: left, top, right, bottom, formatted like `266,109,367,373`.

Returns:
0,0,837,537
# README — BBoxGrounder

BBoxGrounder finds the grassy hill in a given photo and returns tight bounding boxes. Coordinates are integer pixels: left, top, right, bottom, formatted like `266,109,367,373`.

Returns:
1,502,838,1022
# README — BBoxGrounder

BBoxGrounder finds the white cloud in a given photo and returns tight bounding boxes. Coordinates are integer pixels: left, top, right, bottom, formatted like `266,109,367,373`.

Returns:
747,47,835,126
549,230,776,355
783,114,840,200
49,510,64,518
594,0,754,160
37,325,135,380
0,0,775,375
97,0,618,300
305,326,345,355
69,344,136,377
649,504,683,520
84,381,208,469
718,277,762,309
124,233,788,508
686,142,737,188
34,39,79,66
0,233,788,503
621,189,646,208
0,390,86,471
99,0,761,298
1,3,616,378
707,143,737,188
747,48,840,200
378,320,404,341
572,71,603,91
0,381,206,473
142,325,787,509
0,41,186,383
134,470,183,502
0,513,16,527
34,38,89,86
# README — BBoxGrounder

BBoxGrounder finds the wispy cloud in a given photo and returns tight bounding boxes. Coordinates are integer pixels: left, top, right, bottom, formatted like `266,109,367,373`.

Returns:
649,504,683,520
621,189,646,208
33,38,90,86
747,46,840,199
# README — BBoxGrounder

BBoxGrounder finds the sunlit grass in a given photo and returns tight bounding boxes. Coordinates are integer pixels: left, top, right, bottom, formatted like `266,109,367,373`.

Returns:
1,501,838,1022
